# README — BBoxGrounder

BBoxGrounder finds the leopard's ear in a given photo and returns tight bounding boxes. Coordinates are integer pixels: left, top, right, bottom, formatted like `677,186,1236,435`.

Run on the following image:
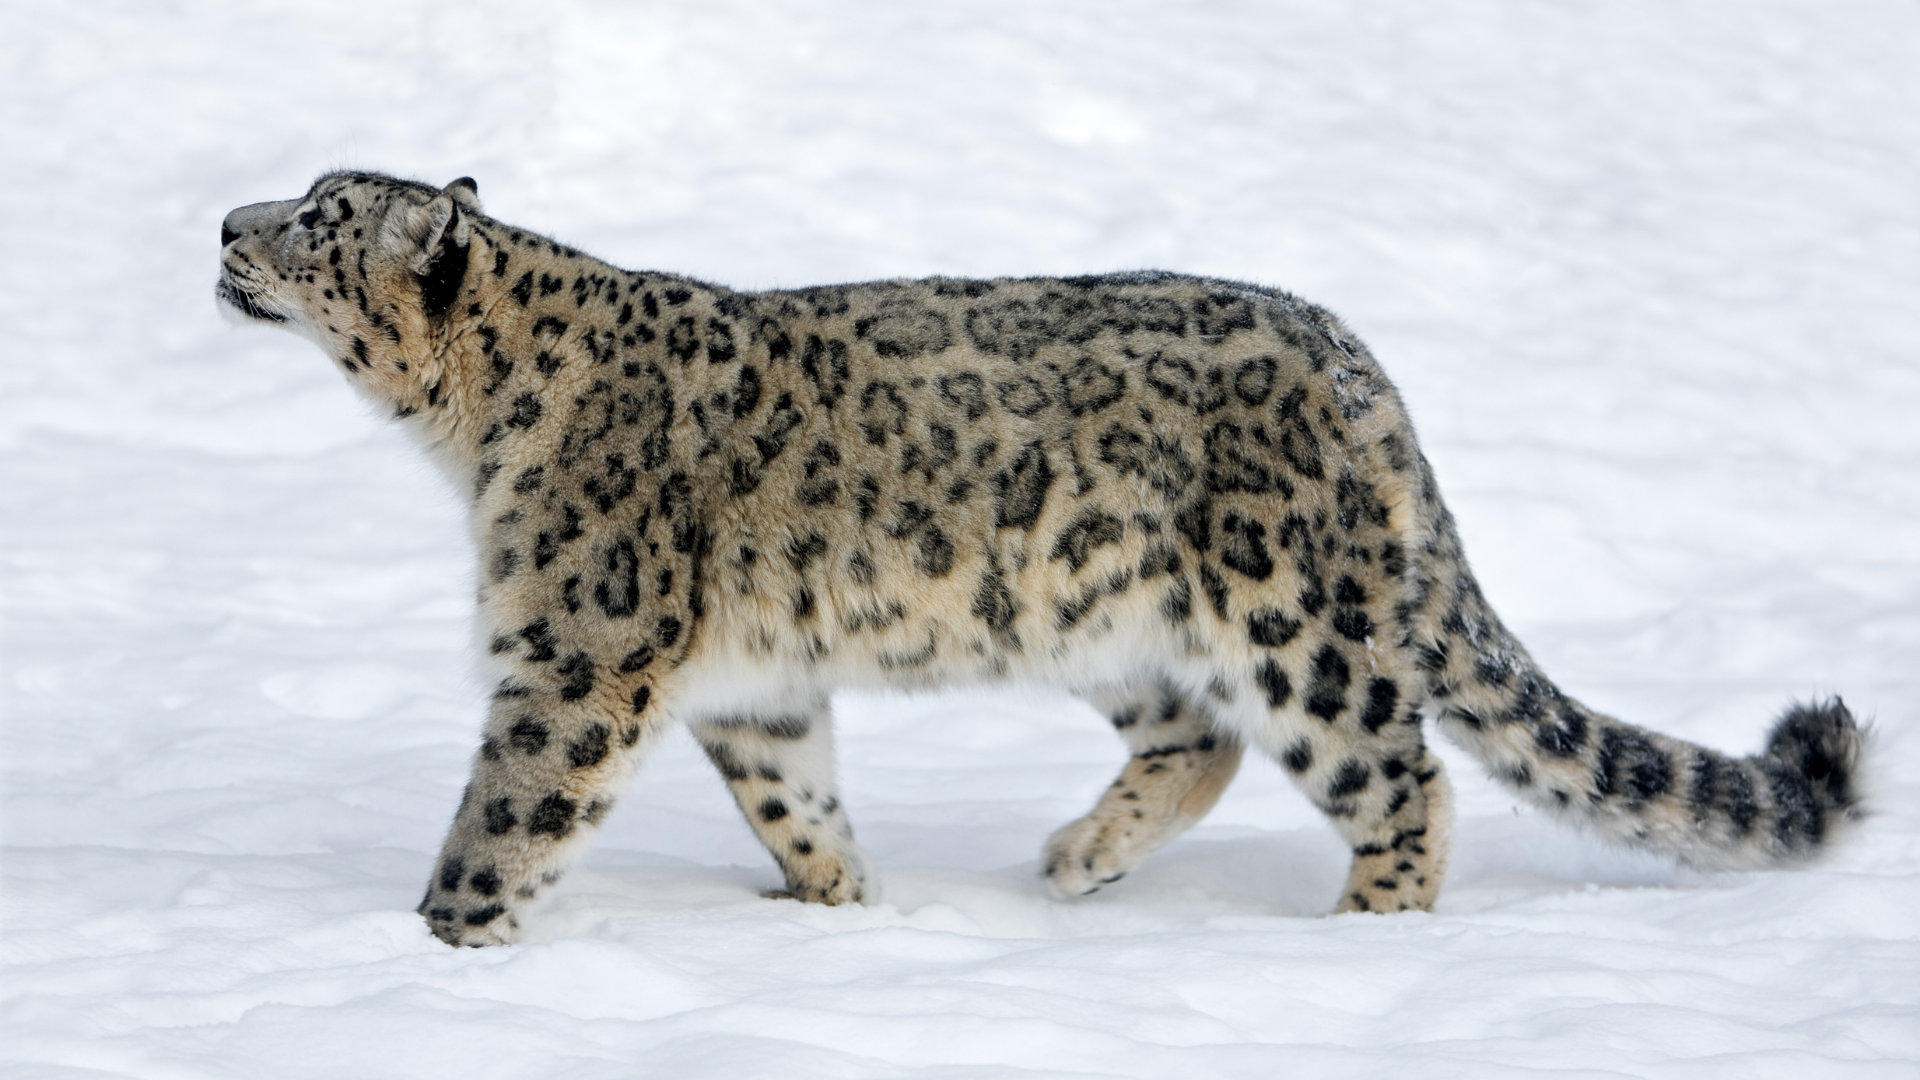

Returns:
381,190,472,277
444,177,483,216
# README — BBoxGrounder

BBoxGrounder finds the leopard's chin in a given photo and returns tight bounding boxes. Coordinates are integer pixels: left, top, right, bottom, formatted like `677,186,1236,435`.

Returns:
216,276,288,324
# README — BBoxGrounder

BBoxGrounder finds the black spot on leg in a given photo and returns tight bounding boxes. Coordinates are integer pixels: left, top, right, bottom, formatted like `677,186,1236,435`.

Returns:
508,717,550,754
1282,739,1313,773
472,459,502,497
469,867,502,897
1255,659,1291,708
556,652,595,701
701,739,749,781
1331,607,1374,642
464,904,505,927
438,857,466,892
760,797,789,822
1359,678,1399,734
484,797,517,835
1305,644,1350,721
594,537,642,617
507,392,543,429
491,546,521,581
567,723,611,769
528,792,577,836
1384,787,1412,815
760,715,811,740
1328,759,1371,799
519,619,557,661
1297,573,1328,618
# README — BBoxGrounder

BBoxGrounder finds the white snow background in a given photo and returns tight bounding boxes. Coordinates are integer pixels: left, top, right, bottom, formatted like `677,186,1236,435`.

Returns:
4,2,1918,1077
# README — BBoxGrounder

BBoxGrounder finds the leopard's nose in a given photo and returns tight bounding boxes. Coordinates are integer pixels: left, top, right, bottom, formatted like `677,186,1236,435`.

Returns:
221,223,241,247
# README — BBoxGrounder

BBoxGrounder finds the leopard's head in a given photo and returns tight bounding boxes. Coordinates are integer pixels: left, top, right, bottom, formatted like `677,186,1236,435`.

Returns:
218,171,483,407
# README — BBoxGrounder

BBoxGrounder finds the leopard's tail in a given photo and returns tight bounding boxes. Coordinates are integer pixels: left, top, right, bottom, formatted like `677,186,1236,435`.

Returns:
1414,567,1868,871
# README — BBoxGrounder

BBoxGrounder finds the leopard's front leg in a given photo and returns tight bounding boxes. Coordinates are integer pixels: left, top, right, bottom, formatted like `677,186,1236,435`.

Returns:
418,620,677,947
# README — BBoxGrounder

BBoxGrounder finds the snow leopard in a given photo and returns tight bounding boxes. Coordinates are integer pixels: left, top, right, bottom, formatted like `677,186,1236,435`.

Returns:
217,171,1867,947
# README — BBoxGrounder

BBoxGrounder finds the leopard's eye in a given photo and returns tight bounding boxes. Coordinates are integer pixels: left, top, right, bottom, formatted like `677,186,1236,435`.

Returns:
297,207,323,229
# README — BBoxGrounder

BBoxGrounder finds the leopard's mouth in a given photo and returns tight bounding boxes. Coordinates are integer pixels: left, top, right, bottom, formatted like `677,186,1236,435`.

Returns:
216,274,288,324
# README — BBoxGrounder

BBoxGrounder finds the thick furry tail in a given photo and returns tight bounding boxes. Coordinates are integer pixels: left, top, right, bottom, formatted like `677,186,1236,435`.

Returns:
1418,579,1867,871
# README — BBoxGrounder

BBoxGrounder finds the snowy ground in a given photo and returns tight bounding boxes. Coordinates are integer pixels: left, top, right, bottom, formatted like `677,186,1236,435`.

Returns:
5,2,1919,1076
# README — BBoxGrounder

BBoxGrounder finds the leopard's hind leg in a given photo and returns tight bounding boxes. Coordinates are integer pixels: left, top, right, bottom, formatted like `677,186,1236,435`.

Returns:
1043,678,1244,898
1232,637,1455,914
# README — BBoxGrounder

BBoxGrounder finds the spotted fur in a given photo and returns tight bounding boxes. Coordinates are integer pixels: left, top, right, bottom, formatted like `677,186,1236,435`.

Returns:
219,172,1869,946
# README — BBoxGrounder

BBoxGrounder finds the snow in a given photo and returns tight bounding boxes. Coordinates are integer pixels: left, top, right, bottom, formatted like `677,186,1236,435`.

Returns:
4,1,1919,1076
